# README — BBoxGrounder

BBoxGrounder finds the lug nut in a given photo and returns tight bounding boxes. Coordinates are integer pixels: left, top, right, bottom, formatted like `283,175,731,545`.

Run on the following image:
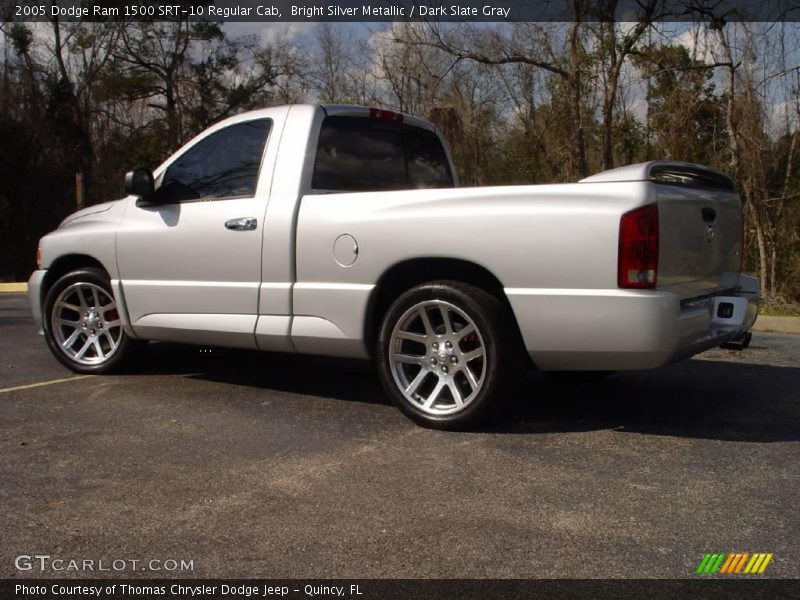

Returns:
432,342,439,350
450,356,458,364
445,341,452,349
441,366,448,373
430,357,437,365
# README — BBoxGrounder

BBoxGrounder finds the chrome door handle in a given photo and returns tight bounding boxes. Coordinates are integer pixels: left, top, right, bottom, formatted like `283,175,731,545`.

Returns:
225,217,257,231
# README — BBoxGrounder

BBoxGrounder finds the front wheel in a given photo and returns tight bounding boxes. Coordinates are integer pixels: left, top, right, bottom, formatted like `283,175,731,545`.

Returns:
43,268,138,374
376,281,519,430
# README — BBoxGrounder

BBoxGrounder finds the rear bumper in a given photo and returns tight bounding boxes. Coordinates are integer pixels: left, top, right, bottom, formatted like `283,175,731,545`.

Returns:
506,274,761,371
28,269,47,333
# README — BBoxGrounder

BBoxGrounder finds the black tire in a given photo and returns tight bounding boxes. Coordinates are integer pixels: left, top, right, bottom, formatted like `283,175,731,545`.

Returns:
376,280,522,430
43,267,139,374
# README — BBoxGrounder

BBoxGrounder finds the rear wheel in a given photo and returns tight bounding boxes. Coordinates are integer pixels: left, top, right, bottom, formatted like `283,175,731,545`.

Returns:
376,281,519,429
43,268,138,374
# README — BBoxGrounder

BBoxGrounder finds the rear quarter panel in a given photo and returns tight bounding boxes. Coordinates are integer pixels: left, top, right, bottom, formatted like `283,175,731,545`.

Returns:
293,181,653,356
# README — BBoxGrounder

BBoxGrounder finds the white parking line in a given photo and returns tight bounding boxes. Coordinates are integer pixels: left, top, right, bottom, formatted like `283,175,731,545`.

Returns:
0,375,92,394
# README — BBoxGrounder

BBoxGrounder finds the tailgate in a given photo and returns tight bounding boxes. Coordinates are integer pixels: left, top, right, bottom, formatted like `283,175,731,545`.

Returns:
653,164,742,300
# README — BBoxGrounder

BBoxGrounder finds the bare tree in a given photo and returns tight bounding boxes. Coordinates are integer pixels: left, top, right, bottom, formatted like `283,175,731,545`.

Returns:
402,17,593,178
589,0,663,169
311,23,349,103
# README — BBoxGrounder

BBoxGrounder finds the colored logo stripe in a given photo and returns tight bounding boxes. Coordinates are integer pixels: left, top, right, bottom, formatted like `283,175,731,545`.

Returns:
720,553,736,573
719,553,748,573
698,552,773,574
745,553,774,574
697,553,726,574
696,554,712,574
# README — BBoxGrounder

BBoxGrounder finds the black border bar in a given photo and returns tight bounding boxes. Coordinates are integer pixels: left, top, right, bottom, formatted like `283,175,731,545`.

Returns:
4,0,800,23
3,579,799,600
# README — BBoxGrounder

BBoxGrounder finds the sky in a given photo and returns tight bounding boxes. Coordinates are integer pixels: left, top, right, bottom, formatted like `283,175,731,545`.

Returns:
3,20,800,136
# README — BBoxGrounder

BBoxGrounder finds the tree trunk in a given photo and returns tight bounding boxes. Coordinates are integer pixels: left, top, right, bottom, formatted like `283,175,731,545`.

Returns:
568,20,588,178
748,200,770,297
165,81,179,150
600,20,618,171
601,87,615,170
52,18,94,204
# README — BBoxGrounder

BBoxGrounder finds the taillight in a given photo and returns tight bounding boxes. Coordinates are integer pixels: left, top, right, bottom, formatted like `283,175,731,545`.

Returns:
618,204,659,289
369,107,404,123
36,244,42,269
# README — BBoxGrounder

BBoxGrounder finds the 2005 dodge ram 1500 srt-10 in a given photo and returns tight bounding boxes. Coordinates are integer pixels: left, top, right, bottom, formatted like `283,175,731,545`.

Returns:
29,104,760,428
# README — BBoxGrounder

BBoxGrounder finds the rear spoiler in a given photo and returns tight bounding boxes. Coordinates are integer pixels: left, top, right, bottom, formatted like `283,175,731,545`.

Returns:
580,161,735,192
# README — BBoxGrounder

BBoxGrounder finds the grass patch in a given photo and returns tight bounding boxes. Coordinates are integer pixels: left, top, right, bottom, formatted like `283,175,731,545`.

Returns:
760,303,800,317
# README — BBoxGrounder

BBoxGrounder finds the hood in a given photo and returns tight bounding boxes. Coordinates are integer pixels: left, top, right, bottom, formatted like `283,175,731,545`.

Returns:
59,200,120,227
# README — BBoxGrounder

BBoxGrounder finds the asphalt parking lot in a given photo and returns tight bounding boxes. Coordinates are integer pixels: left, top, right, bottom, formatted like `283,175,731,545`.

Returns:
1,293,798,579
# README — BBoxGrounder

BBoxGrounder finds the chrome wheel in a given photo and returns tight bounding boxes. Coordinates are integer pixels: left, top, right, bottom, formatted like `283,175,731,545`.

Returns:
388,300,486,416
50,282,123,366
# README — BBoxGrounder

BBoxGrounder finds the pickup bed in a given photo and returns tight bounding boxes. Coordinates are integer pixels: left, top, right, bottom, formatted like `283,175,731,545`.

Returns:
29,104,760,428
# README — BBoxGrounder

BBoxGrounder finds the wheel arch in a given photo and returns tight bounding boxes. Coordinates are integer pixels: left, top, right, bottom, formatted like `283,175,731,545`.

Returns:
40,257,138,374
364,257,526,360
41,254,109,300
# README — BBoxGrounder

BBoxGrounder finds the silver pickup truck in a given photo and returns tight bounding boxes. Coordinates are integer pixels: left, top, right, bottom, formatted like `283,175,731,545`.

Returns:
29,104,759,428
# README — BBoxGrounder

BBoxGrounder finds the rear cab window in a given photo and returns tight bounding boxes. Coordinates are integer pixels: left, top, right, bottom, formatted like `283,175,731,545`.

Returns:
311,115,454,192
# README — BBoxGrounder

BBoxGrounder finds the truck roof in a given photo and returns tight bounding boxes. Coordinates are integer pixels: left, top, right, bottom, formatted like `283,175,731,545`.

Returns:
209,104,438,134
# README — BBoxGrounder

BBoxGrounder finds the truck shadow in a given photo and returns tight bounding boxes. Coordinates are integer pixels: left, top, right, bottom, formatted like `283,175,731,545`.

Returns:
500,361,800,443
129,342,384,405
128,343,800,443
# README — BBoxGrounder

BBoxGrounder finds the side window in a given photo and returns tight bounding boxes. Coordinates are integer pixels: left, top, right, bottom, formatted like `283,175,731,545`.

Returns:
157,119,271,203
407,129,452,188
311,116,453,192
312,117,406,191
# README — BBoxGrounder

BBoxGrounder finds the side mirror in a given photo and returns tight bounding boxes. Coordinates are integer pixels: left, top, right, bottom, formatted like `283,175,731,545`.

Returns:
124,167,154,198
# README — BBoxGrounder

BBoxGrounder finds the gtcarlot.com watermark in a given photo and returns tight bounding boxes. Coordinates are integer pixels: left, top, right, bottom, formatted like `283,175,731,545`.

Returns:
15,554,194,573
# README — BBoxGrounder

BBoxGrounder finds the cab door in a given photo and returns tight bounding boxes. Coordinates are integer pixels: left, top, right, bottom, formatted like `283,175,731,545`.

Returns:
116,117,277,348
